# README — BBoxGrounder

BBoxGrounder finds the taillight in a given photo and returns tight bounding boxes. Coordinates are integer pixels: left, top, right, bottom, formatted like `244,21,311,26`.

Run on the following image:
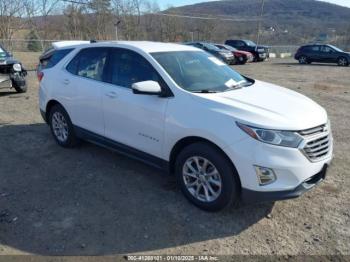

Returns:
37,71,44,82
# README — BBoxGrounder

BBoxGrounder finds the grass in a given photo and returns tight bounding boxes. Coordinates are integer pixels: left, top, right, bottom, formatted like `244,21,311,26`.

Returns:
13,52,41,71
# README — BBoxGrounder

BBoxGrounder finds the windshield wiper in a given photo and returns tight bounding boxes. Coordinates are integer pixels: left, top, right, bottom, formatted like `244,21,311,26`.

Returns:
225,81,252,91
192,90,217,93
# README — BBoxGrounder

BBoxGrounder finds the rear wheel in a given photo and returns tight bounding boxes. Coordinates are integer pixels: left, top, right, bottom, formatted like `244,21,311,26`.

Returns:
337,57,349,66
49,104,79,148
175,142,240,212
298,55,308,64
237,56,247,65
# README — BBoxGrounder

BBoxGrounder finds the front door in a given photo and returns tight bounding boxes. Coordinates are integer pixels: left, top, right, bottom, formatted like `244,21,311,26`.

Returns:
102,48,169,158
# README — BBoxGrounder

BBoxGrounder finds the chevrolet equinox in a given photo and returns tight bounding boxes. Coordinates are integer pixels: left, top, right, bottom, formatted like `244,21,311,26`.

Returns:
39,41,333,211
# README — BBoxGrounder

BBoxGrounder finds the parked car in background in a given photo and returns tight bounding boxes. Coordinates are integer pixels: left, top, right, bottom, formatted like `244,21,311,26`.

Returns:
184,42,235,65
39,41,332,211
0,44,27,93
294,44,350,66
225,39,269,62
215,44,253,64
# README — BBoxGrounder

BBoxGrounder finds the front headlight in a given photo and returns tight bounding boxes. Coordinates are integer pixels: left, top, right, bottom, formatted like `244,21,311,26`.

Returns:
236,122,303,148
13,63,22,72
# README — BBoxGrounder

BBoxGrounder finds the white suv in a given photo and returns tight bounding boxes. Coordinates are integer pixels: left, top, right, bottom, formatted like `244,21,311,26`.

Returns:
39,41,333,211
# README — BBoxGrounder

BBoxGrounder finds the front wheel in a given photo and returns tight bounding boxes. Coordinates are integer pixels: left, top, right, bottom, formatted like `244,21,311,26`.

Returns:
337,57,349,66
175,142,240,212
12,79,27,93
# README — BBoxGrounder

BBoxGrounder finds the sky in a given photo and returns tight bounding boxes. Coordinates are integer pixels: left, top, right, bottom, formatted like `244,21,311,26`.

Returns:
158,0,350,9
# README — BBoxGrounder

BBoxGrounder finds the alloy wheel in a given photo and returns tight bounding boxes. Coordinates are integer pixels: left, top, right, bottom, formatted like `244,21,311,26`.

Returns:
299,56,307,64
182,156,222,202
51,111,69,142
338,58,347,66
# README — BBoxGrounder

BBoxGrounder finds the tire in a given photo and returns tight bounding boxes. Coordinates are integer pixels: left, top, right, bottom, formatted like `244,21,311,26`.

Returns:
298,55,308,64
337,57,349,66
238,57,247,65
175,142,240,212
48,104,79,148
12,79,27,93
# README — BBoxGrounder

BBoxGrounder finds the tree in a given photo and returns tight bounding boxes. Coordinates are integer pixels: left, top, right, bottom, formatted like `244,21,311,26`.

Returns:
88,0,113,40
27,30,42,51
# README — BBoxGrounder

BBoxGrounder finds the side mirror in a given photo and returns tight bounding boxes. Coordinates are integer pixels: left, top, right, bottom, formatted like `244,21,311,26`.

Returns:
132,80,162,95
7,51,13,57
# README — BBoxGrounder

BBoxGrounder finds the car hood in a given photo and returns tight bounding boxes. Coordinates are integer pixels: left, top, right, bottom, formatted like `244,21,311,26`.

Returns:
0,57,19,65
191,80,327,130
234,50,252,56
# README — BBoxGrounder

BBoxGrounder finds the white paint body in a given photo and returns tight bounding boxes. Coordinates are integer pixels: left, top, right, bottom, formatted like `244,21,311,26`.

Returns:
39,41,333,193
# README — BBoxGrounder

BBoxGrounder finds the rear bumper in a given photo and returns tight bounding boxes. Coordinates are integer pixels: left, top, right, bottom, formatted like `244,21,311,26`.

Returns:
241,164,328,204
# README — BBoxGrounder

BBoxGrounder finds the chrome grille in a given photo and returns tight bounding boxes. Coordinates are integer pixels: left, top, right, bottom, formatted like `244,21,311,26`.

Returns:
299,124,326,136
298,124,332,162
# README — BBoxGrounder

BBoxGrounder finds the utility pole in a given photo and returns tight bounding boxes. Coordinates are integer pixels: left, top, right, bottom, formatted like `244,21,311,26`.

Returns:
114,20,121,40
256,0,265,49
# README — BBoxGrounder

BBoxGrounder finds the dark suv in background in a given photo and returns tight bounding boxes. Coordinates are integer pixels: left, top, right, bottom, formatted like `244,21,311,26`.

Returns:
184,42,235,64
225,39,269,62
294,44,350,66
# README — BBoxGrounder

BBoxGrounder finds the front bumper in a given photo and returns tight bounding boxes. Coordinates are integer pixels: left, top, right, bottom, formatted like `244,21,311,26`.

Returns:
223,134,333,203
241,164,328,203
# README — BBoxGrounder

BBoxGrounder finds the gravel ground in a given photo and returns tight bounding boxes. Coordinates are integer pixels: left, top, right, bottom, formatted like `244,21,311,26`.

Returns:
0,58,349,256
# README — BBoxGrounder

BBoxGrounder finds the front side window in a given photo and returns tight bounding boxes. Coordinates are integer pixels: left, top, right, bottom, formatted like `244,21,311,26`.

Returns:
66,48,108,81
108,49,160,88
152,51,252,93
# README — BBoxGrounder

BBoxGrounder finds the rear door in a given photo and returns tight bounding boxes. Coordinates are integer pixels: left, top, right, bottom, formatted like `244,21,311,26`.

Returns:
62,47,108,135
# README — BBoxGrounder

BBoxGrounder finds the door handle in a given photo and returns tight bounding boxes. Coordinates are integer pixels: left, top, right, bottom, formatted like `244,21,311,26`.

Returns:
63,79,70,85
106,91,118,99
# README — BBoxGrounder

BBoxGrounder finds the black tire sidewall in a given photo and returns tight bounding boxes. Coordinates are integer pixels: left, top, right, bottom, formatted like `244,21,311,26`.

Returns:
12,80,27,93
175,142,239,212
48,104,77,148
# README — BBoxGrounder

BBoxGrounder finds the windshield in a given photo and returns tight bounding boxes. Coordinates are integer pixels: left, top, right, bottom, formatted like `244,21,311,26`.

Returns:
203,43,221,51
245,40,257,47
329,45,343,52
152,51,252,93
222,45,237,51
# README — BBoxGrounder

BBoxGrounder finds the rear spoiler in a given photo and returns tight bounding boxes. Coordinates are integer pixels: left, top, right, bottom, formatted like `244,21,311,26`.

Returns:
52,41,90,49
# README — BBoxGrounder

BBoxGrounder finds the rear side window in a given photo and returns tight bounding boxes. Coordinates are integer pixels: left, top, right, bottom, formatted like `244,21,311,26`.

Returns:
66,47,108,82
311,46,320,52
40,48,73,69
107,48,160,88
47,49,73,68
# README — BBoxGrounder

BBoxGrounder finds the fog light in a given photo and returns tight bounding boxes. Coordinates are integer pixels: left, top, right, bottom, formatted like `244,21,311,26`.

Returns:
254,166,276,186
